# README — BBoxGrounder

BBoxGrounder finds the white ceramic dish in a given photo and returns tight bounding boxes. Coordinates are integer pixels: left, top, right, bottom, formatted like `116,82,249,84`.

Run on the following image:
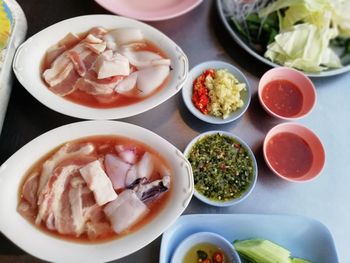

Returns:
171,231,241,263
182,60,251,124
0,120,194,263
160,214,339,263
12,15,188,120
0,0,27,134
216,0,350,78
183,130,258,207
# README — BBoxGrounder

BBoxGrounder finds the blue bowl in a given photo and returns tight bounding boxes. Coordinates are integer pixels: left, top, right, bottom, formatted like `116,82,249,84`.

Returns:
184,130,258,207
182,60,251,124
171,231,241,263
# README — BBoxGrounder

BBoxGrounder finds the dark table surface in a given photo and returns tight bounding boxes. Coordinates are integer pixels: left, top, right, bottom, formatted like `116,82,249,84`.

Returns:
1,0,349,262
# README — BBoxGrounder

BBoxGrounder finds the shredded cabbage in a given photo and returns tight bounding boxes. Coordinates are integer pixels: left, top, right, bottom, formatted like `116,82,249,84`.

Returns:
258,0,350,72
205,69,245,119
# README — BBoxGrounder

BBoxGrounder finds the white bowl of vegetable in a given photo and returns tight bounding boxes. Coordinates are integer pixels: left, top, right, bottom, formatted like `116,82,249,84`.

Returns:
182,60,251,124
184,130,258,207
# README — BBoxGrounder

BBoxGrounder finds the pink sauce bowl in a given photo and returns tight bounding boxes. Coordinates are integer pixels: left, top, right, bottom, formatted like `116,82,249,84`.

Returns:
263,123,326,183
258,67,317,120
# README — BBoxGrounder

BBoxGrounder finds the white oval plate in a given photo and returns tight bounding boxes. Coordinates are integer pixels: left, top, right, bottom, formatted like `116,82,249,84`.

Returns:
12,15,189,119
0,121,194,262
216,0,350,78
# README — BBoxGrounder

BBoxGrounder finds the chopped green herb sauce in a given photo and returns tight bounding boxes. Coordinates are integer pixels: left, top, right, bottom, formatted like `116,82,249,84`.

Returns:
188,133,254,201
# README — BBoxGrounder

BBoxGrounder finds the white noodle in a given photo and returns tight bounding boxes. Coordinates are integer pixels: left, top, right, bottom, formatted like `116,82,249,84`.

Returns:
222,0,271,22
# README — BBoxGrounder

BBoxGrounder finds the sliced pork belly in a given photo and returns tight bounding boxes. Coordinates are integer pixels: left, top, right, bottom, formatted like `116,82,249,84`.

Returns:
21,172,39,209
43,43,91,86
69,180,85,235
125,152,154,186
88,27,108,38
115,145,137,164
85,42,106,54
75,69,124,96
95,50,130,79
68,51,87,77
37,143,95,204
35,165,79,227
104,28,144,50
79,160,117,206
17,172,39,219
104,189,149,234
56,182,76,234
104,154,131,190
58,32,81,49
45,33,81,66
45,45,67,68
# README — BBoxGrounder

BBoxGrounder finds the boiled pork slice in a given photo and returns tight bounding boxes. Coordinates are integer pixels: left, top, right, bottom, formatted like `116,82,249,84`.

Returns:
104,154,131,190
114,145,137,164
125,152,154,186
135,65,169,97
114,72,138,95
103,28,144,50
17,172,40,219
115,65,170,98
79,160,117,206
119,50,171,68
104,189,149,234
95,50,130,79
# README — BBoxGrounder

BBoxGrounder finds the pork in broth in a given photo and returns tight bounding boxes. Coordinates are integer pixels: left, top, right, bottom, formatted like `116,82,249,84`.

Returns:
17,136,171,242
41,27,171,108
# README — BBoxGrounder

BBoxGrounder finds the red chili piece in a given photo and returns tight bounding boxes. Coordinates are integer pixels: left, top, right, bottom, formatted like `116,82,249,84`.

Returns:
192,69,215,114
212,251,224,263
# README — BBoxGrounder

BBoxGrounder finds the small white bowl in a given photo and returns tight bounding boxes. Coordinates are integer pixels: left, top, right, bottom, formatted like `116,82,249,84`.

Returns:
182,60,251,124
171,232,241,263
184,130,258,207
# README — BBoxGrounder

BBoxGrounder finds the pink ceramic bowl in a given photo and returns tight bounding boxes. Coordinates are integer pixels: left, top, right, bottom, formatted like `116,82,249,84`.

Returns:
263,123,325,183
94,0,203,21
258,67,316,120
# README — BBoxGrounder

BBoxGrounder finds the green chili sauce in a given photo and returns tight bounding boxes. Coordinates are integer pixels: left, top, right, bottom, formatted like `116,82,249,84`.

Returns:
188,133,254,201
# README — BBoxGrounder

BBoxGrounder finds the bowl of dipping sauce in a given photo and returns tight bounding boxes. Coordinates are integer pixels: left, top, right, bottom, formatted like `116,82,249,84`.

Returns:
171,231,241,263
184,131,258,206
263,123,325,182
258,67,316,120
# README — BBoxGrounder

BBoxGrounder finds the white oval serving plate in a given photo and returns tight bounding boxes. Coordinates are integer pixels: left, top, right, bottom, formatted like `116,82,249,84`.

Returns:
12,15,188,119
0,120,194,263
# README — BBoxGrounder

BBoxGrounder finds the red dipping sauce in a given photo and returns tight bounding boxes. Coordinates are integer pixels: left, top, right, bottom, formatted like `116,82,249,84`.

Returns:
262,79,303,117
266,132,313,178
